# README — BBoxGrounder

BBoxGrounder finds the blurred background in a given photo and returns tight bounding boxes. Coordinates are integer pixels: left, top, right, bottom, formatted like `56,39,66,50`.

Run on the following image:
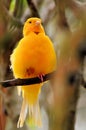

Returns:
0,0,86,130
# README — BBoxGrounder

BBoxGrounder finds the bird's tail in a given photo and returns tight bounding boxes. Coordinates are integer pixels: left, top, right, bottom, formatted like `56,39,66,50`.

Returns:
28,100,42,127
17,96,42,128
17,84,42,128
17,96,28,128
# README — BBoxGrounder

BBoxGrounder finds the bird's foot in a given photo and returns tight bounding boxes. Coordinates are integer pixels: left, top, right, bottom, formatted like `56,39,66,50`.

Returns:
38,74,45,82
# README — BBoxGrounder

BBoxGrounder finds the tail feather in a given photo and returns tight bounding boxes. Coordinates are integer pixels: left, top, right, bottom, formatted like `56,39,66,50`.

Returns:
17,84,42,128
28,100,42,127
17,98,28,128
17,86,22,96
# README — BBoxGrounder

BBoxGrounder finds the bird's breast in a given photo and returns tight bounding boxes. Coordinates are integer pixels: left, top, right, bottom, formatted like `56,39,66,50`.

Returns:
11,33,56,78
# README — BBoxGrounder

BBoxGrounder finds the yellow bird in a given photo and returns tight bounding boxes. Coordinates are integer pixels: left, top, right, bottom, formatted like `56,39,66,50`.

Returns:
10,17,56,128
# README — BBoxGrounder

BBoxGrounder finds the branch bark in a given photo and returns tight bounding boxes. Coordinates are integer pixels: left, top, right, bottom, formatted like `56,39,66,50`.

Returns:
26,0,40,17
0,71,56,88
54,0,69,30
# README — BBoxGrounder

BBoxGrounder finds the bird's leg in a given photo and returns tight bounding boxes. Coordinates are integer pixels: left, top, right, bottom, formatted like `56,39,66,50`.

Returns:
38,74,45,82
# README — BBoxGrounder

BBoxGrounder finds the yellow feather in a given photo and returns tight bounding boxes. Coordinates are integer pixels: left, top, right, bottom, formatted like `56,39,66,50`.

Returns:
10,17,56,128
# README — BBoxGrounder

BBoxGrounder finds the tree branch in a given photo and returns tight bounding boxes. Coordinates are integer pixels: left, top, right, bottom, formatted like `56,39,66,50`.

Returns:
0,71,56,88
13,0,20,17
26,0,40,17
54,0,70,30
81,77,86,88
67,0,86,19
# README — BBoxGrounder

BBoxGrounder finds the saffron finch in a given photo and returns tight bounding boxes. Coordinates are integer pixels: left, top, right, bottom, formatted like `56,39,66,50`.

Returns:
10,17,56,128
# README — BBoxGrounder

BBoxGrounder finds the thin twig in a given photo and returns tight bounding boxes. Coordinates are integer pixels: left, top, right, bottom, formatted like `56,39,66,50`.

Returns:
0,0,23,28
67,0,86,19
0,71,56,88
13,0,20,17
26,0,40,17
54,0,69,30
81,78,86,88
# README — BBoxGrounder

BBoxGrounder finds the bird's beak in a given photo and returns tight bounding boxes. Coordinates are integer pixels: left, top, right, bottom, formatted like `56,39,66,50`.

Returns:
35,21,41,26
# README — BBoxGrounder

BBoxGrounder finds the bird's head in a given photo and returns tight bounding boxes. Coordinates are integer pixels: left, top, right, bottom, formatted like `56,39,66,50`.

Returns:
23,17,45,36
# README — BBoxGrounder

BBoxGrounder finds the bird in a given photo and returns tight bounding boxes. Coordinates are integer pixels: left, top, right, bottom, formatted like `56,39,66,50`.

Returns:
10,17,56,128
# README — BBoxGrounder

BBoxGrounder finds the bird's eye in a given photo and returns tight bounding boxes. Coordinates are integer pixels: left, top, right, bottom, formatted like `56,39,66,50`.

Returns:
29,21,32,23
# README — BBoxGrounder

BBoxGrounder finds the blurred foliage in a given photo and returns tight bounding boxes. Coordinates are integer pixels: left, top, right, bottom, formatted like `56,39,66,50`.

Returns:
0,0,86,130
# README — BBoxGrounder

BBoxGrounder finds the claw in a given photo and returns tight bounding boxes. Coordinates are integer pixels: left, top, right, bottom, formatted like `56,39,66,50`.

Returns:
38,74,45,82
